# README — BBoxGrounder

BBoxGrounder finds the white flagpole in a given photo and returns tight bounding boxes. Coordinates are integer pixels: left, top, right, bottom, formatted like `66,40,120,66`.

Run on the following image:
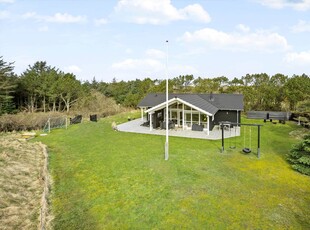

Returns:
165,40,169,160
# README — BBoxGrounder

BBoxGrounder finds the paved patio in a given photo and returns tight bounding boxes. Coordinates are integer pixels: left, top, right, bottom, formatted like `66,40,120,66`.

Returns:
117,118,240,140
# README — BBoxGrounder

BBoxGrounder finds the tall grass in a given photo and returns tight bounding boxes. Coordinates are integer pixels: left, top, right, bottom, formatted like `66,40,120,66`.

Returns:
36,115,310,229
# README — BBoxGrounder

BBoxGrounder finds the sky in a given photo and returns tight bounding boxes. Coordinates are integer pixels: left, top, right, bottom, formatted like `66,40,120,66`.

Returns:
1,0,310,83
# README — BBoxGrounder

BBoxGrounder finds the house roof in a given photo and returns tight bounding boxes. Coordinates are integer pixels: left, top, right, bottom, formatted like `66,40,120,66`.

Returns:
144,96,215,116
138,93,243,115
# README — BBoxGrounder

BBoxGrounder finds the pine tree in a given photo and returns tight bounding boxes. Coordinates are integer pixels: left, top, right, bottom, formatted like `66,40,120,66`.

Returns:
0,57,16,115
287,134,310,176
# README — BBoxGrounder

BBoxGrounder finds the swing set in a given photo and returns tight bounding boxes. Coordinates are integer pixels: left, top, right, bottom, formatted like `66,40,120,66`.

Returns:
219,122,263,158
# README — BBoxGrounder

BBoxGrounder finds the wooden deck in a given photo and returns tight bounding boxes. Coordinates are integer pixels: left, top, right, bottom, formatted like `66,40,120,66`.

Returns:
117,118,240,140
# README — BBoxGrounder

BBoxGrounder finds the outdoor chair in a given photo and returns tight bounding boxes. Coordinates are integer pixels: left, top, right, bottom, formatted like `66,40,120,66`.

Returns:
192,124,204,131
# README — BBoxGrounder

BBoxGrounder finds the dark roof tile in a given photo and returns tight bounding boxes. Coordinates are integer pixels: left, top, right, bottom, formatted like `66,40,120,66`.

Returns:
138,93,243,114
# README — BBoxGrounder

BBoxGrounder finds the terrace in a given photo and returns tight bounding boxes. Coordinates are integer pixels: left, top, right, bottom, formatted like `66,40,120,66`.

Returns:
117,118,240,140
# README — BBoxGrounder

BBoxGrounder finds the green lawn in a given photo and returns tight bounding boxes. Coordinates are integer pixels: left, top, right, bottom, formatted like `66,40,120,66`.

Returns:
36,113,310,229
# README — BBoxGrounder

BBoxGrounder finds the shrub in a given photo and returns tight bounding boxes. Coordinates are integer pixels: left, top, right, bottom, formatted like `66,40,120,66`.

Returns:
287,134,310,176
0,112,66,132
71,90,129,118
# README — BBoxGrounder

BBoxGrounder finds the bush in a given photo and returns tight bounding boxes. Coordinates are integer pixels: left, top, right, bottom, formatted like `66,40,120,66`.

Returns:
0,112,66,132
287,134,310,176
71,90,129,118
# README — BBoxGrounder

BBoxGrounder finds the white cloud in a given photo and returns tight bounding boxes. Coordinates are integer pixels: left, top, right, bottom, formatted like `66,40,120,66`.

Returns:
114,0,210,25
46,13,86,23
179,4,211,23
236,24,250,32
179,27,289,52
170,64,198,75
0,0,14,3
94,17,108,26
22,12,87,23
146,49,166,59
111,57,198,80
257,0,310,11
65,65,82,73
111,58,165,80
285,50,310,64
112,58,163,70
291,20,310,32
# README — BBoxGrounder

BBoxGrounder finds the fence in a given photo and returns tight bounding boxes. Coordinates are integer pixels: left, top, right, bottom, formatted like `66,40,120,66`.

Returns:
247,111,291,121
43,116,68,133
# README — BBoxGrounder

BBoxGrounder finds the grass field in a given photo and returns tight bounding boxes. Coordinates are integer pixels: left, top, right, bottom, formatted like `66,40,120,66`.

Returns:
36,112,310,229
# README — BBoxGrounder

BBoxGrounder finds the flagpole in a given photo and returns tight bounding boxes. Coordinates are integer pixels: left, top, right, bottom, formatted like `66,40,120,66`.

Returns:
165,40,169,160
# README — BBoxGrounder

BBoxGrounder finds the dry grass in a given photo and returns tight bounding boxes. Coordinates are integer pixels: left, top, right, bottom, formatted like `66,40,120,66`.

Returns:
0,133,50,230
289,128,309,139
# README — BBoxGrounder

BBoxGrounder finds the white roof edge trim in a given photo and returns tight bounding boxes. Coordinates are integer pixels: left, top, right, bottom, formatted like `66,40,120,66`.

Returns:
177,98,213,116
145,97,213,116
145,98,177,113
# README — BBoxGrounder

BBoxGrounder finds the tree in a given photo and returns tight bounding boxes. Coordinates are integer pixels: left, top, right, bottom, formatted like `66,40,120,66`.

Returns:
172,75,194,92
193,77,220,93
46,69,61,112
213,76,229,93
287,134,310,176
284,74,310,110
240,73,273,111
226,77,243,94
58,72,83,113
148,79,174,94
252,73,270,110
269,73,288,110
0,57,16,114
19,61,48,112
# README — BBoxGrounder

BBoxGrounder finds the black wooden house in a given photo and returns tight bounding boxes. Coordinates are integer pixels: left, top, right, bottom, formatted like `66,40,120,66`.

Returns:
138,93,243,133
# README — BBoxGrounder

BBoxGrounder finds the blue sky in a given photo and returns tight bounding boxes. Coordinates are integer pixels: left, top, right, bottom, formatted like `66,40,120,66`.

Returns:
1,0,310,82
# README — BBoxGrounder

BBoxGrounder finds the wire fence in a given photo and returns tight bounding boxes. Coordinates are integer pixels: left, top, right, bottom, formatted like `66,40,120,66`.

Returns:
43,116,68,133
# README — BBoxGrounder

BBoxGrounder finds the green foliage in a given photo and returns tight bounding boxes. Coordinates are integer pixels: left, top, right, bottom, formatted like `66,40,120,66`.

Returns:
172,74,194,92
284,74,310,110
18,61,87,113
0,57,16,115
89,73,309,111
287,134,310,175
296,99,310,113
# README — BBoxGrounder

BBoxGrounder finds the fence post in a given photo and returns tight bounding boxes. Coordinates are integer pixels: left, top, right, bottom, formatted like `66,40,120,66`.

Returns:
48,118,51,133
257,125,261,158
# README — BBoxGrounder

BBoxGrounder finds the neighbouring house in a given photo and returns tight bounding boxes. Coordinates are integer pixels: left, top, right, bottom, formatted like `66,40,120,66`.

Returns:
138,93,243,135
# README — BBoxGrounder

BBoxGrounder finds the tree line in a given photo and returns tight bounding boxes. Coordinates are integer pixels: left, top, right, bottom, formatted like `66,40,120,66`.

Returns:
0,56,309,115
87,72,310,112
1,58,86,115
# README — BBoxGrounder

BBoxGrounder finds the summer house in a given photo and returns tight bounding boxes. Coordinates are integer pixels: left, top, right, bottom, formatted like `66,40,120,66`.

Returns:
138,93,243,135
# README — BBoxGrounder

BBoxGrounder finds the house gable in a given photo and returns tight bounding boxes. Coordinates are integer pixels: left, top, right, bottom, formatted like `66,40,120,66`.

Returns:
145,96,214,116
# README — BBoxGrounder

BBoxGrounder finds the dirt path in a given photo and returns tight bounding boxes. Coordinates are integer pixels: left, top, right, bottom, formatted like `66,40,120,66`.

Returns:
0,133,50,230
